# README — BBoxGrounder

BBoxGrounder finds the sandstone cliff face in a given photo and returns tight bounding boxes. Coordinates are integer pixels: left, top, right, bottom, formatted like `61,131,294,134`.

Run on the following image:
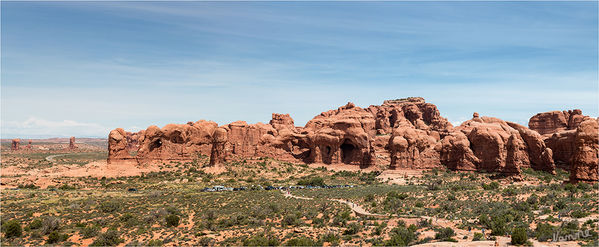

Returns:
107,98,595,181
366,97,452,135
569,118,599,182
529,110,594,174
304,103,376,167
529,109,584,136
440,115,555,174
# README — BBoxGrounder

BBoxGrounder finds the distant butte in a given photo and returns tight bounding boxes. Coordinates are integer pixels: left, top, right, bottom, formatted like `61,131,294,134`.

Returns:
107,97,598,183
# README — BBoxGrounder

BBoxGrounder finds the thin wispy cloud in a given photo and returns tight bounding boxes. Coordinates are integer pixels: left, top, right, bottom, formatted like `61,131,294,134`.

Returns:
1,1,597,138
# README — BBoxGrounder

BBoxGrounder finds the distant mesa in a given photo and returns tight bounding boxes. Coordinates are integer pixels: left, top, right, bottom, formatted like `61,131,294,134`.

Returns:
107,98,598,183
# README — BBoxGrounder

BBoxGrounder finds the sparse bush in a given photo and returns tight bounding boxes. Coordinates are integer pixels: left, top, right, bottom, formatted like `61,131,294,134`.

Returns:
534,223,554,242
90,230,122,246
473,232,483,241
511,227,528,245
81,225,100,238
482,181,500,190
46,231,68,244
285,237,315,246
243,234,279,246
165,214,180,227
434,227,456,240
343,222,362,235
40,216,60,235
147,239,163,246
297,176,325,187
99,200,120,213
2,220,22,238
385,226,417,246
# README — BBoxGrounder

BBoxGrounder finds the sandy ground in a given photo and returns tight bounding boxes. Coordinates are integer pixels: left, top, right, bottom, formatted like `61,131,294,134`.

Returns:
1,160,167,189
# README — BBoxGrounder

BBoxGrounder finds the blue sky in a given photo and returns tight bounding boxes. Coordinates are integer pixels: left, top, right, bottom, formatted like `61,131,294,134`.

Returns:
1,1,597,138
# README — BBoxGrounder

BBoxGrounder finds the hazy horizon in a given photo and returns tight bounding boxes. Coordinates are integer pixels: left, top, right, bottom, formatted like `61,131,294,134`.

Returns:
2,1,598,139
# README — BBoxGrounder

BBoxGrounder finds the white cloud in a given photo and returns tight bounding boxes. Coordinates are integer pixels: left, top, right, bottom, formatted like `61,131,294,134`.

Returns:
1,117,110,139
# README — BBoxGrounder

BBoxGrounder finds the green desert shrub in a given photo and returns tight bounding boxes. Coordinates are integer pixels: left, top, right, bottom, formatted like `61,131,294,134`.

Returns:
165,214,180,227
91,230,122,246
2,220,22,238
343,222,362,235
434,227,456,240
385,226,417,246
534,223,554,242
297,176,325,187
473,232,484,241
243,234,279,246
511,227,528,245
46,231,69,244
285,237,315,246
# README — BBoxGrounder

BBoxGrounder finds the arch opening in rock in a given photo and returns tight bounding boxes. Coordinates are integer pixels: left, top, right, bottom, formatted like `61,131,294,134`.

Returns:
340,139,358,164
150,139,162,151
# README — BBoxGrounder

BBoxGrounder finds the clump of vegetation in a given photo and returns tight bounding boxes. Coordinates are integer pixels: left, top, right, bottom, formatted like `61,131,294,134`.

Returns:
2,220,22,238
91,230,122,246
285,236,316,246
511,227,528,245
297,176,325,187
165,214,180,227
243,234,279,246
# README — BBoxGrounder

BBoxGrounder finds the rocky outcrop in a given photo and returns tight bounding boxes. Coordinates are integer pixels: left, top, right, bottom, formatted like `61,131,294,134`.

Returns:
106,98,589,180
11,139,20,151
69,137,77,150
135,121,218,162
569,118,599,182
529,110,594,171
26,140,32,149
304,103,376,167
209,128,228,166
366,97,452,135
389,123,441,169
441,115,555,174
440,131,479,171
108,128,132,163
529,109,585,136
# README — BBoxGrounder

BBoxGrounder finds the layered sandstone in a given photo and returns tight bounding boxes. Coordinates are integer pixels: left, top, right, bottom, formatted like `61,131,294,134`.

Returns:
529,109,585,136
569,118,599,182
107,98,595,181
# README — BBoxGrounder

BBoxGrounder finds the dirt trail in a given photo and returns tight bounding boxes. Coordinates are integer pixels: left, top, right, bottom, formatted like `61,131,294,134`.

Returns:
45,154,67,162
282,190,387,218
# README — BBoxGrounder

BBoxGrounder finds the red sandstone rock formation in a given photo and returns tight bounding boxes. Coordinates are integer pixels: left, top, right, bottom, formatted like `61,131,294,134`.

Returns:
69,137,77,150
569,118,599,182
106,98,588,180
441,115,555,174
366,97,452,135
529,109,585,136
304,102,376,167
209,128,228,166
389,123,441,169
11,139,20,151
26,140,32,149
529,110,593,171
